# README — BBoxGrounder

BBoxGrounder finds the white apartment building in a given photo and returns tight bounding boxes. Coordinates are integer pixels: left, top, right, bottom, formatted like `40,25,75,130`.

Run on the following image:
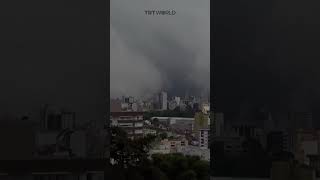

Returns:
111,112,144,138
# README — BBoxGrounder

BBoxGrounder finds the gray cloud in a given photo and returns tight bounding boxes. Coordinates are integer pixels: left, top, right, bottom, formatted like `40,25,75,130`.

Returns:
110,0,210,98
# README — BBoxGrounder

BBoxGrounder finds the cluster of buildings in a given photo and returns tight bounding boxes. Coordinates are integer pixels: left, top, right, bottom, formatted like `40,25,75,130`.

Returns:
111,91,210,112
110,93,211,161
146,113,210,161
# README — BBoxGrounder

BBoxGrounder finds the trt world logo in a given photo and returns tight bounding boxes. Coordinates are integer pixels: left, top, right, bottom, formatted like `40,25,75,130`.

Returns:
144,10,176,15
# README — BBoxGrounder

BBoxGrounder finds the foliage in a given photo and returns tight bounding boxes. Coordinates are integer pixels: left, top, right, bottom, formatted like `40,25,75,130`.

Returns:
159,132,168,139
110,126,156,168
194,112,209,132
110,127,210,180
151,153,210,180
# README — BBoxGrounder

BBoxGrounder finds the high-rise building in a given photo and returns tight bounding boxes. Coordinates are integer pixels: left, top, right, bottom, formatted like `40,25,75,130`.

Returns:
160,91,168,110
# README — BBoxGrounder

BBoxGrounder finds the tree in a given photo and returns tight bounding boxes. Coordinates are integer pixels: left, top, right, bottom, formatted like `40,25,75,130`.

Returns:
140,166,169,180
110,127,210,180
176,170,197,180
159,132,168,139
153,118,160,127
151,153,210,180
110,127,169,180
110,127,155,168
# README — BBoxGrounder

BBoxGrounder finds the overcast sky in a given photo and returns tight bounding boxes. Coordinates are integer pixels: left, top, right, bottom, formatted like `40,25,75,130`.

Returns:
110,0,210,99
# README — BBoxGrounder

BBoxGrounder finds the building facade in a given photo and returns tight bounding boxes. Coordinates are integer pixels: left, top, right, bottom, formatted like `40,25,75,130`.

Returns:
199,128,210,149
110,112,144,138
160,91,168,110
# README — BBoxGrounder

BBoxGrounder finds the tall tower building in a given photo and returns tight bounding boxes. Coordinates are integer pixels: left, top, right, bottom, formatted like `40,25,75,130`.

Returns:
160,91,168,110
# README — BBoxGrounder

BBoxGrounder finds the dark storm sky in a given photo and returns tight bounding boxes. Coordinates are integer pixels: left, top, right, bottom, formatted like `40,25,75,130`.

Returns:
110,0,210,98
213,0,320,114
0,0,107,125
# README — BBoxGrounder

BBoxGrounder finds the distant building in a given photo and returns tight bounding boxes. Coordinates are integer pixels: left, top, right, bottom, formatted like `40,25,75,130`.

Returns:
121,102,129,111
151,116,194,133
174,96,181,106
168,100,178,110
122,96,129,103
151,117,194,126
128,96,134,104
201,103,210,114
131,102,138,112
160,91,168,110
142,101,153,112
122,96,134,104
110,112,144,139
118,96,139,112
179,103,187,111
